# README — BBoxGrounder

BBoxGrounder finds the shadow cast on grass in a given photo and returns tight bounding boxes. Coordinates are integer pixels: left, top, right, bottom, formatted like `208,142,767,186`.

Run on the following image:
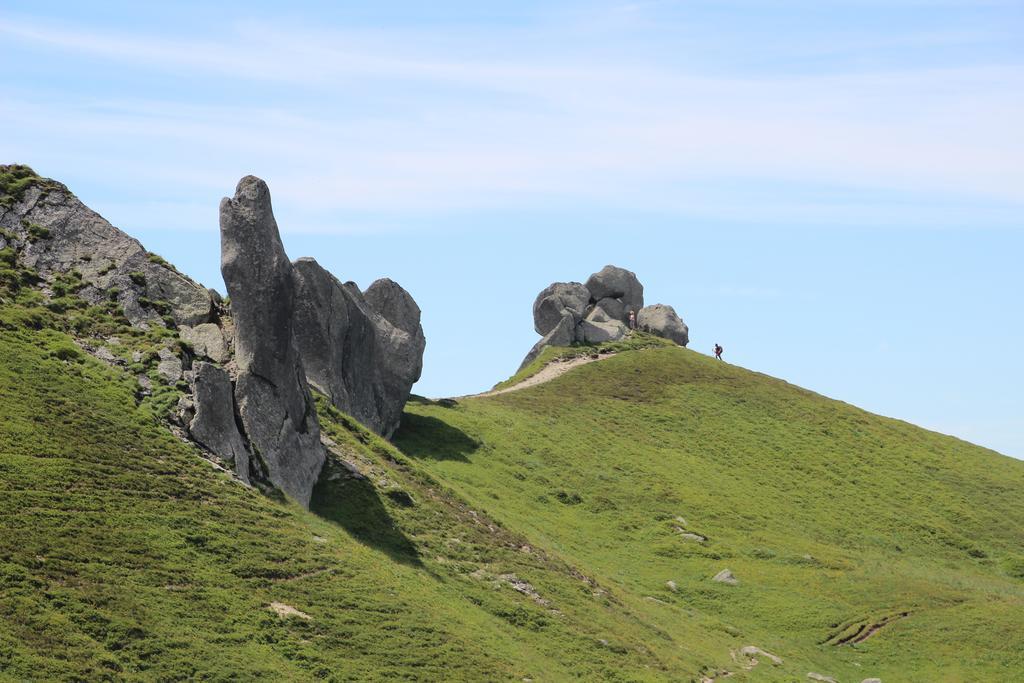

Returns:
310,470,422,567
393,412,481,463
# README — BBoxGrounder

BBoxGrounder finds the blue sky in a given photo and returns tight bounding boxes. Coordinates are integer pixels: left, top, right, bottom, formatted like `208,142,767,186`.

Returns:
3,1,1022,458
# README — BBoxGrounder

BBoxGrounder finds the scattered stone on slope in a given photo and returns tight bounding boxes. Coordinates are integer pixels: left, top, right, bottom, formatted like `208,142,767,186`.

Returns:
180,323,229,363
739,646,783,665
220,175,325,507
712,569,739,585
188,362,251,483
268,602,312,620
666,580,678,592
638,303,689,346
532,282,590,335
156,347,183,383
807,674,838,683
861,679,882,683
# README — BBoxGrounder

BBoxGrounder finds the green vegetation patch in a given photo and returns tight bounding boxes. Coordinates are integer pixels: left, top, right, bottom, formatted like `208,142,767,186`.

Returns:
398,346,1024,681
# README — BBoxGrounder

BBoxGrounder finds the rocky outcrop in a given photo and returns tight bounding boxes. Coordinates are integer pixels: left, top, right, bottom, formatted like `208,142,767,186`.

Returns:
533,282,590,336
522,264,688,368
220,176,326,507
291,261,425,438
637,304,689,346
3,166,425,506
188,362,250,483
0,168,214,328
585,265,644,314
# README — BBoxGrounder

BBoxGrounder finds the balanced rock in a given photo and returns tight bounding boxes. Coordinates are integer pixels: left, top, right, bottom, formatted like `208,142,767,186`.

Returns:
220,176,325,507
521,264,688,368
637,304,689,346
585,265,644,314
188,362,250,483
533,282,590,336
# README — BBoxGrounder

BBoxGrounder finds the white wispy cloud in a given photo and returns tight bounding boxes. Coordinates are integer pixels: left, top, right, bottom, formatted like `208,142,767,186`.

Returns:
1,14,1021,229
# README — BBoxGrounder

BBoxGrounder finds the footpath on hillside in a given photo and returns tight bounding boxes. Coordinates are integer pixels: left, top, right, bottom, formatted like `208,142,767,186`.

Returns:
455,351,619,400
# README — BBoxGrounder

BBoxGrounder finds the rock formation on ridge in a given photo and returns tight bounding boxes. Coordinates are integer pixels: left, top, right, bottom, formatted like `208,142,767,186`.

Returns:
0,167,214,328
220,176,326,507
2,165,425,507
522,264,688,368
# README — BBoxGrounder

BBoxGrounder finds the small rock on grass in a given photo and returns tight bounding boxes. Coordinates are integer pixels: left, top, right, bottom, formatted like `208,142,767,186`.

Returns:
712,569,739,585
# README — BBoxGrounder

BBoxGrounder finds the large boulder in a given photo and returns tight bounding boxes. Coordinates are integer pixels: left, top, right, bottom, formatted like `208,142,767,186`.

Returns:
533,282,590,336
585,265,644,314
578,319,628,344
188,362,251,483
637,304,689,346
220,176,324,507
180,323,229,363
291,261,425,438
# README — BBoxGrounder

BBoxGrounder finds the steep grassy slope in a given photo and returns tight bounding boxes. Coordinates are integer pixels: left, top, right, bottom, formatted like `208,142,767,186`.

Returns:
0,322,765,680
397,346,1024,681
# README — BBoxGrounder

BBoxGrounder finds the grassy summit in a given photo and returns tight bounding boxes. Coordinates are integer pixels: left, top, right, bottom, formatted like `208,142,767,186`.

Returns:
397,346,1024,681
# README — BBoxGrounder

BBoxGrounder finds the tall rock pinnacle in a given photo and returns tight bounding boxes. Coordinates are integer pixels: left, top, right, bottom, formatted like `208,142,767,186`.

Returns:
220,176,325,506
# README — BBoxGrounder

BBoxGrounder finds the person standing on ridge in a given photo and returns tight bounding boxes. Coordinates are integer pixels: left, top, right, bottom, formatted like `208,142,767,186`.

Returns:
714,343,723,360
628,310,637,330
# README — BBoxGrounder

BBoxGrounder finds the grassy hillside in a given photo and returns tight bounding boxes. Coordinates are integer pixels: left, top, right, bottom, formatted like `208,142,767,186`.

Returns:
3,185,1023,679
397,345,1024,681
0,318,740,679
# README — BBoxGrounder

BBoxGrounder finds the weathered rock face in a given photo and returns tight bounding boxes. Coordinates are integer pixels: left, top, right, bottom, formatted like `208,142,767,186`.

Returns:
220,176,325,507
291,262,425,438
4,167,425,505
637,304,689,346
522,264,688,368
0,175,214,327
585,265,644,314
189,362,250,483
532,282,590,336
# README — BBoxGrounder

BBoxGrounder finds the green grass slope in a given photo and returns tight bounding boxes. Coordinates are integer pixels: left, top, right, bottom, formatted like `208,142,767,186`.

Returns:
397,345,1024,681
0,323,750,680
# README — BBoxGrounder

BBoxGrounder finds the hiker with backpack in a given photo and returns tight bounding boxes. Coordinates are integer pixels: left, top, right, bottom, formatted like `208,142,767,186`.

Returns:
714,343,723,360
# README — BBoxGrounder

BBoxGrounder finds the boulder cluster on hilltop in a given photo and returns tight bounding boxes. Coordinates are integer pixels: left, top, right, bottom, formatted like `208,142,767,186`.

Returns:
524,264,688,367
0,166,425,507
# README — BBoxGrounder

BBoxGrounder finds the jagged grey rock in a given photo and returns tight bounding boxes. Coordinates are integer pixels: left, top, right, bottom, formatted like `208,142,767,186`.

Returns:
593,296,625,323
180,323,228,363
0,178,213,327
292,259,425,438
585,306,612,323
364,278,423,338
533,282,590,336
156,347,183,383
578,319,628,344
637,304,689,346
220,176,324,507
585,265,644,314
188,362,250,483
